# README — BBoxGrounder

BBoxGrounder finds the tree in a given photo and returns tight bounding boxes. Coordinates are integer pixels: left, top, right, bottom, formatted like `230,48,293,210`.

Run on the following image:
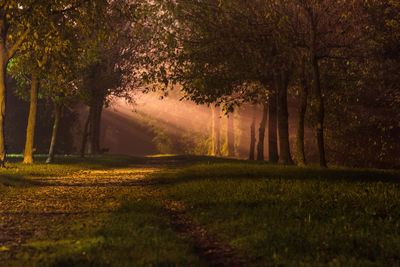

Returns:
0,2,31,166
248,105,257,160
275,70,294,164
257,101,268,161
0,1,108,166
78,0,150,156
227,112,235,157
290,0,362,167
146,0,285,164
211,105,221,156
8,1,94,163
295,59,309,166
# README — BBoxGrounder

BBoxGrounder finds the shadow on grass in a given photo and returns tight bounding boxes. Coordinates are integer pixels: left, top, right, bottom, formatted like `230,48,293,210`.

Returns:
9,195,202,266
0,174,43,188
150,159,400,186
3,155,399,188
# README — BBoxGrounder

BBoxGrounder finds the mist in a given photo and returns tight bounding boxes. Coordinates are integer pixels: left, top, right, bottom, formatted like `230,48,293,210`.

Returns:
91,92,270,158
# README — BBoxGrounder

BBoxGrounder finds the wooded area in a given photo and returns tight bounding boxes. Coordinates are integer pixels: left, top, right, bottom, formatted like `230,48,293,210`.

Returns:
0,0,399,168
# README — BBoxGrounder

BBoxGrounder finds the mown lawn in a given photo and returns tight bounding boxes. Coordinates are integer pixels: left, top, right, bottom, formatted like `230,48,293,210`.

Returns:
159,163,400,265
1,155,400,266
0,155,203,266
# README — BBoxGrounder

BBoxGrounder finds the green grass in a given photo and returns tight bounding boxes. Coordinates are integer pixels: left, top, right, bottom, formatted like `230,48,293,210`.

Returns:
2,155,400,266
8,196,202,267
1,155,204,266
160,162,400,265
0,155,135,188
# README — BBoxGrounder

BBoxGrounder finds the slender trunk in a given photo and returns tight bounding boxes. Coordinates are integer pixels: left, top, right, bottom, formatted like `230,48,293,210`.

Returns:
268,91,279,163
46,102,62,163
296,68,308,166
87,105,94,154
249,105,257,160
0,42,7,167
214,106,221,156
210,106,215,156
80,109,90,157
227,113,235,157
90,102,102,154
276,71,293,165
23,74,39,164
257,101,268,161
312,56,327,167
211,105,221,156
309,15,327,168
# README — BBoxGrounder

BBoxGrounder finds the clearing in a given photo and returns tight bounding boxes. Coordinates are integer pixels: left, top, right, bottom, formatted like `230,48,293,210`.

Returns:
1,155,399,266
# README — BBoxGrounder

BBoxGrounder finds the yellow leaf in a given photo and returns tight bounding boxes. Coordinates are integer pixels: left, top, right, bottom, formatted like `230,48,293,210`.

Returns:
0,246,10,251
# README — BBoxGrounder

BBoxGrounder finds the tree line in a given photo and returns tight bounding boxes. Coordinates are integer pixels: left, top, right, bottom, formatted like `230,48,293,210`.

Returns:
0,0,399,168
143,0,399,168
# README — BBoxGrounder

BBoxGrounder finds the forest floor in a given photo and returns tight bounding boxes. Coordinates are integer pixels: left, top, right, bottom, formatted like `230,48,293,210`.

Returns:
0,155,400,266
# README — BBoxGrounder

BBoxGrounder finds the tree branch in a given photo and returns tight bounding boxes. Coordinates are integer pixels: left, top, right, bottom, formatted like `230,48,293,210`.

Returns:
8,27,30,60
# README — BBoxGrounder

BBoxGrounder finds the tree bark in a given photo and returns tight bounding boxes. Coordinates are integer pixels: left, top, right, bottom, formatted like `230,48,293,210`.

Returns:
0,41,7,167
46,102,62,164
257,101,268,161
23,74,39,164
80,110,90,157
296,67,309,166
268,91,279,163
249,105,257,160
0,16,29,167
309,17,327,168
87,105,94,154
227,113,235,157
276,71,293,165
88,102,103,154
312,56,327,167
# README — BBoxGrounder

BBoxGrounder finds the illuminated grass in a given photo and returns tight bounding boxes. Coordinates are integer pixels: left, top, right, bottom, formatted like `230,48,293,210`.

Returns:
0,156,203,266
9,196,202,266
160,162,400,265
145,154,178,157
2,156,400,265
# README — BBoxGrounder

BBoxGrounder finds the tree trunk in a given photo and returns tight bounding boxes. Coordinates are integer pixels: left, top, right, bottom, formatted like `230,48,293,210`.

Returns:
268,91,279,163
23,74,39,164
296,68,308,166
276,71,293,165
257,101,268,161
87,106,94,154
80,110,90,157
0,44,7,167
309,16,327,168
46,102,62,164
227,113,235,157
211,105,221,156
312,56,327,167
89,102,102,154
210,106,215,156
249,105,257,160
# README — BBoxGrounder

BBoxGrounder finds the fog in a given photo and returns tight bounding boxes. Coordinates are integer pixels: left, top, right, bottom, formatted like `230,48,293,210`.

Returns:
94,92,268,158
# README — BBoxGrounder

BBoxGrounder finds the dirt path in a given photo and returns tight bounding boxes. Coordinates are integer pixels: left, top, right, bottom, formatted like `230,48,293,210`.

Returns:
161,198,244,267
0,167,244,266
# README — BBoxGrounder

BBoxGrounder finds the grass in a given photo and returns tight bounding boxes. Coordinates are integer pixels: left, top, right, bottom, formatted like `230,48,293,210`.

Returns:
1,155,203,266
9,196,202,267
159,162,400,265
1,155,400,266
